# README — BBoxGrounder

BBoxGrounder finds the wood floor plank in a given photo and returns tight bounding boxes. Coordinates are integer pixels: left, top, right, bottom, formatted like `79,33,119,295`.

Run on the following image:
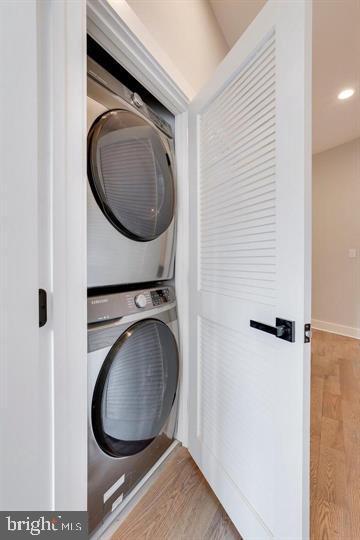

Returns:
205,505,240,540
310,434,321,500
339,358,358,402
311,375,324,437
311,495,331,540
322,392,342,421
346,467,360,540
324,364,341,396
111,447,241,540
311,330,360,540
316,446,346,506
311,495,351,540
320,417,344,452
342,400,360,539
166,475,218,540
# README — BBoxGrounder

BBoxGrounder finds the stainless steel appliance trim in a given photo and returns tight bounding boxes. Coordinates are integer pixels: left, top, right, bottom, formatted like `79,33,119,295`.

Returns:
109,301,177,326
87,305,178,353
88,302,176,332
89,441,180,540
87,57,173,138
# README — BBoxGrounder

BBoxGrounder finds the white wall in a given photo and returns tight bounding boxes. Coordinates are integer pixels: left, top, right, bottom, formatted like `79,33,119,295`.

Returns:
312,138,360,338
125,0,229,95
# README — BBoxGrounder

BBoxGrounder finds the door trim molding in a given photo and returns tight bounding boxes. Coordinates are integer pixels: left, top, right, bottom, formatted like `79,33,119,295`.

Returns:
87,0,193,114
46,0,88,509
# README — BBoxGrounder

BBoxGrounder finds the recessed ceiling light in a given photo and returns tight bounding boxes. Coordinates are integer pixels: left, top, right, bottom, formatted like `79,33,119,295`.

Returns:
337,88,355,100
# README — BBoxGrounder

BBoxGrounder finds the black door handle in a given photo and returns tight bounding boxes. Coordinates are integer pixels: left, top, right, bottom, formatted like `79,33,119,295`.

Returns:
250,318,295,342
39,289,47,327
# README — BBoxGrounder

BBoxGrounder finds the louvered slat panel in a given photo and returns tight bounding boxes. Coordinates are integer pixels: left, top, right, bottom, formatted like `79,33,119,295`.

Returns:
201,231,275,245
201,151,275,200
202,233,276,253
202,185,276,220
201,133,275,187
201,162,276,200
201,39,275,129
202,215,275,237
198,317,276,526
204,123,275,177
201,78,275,155
201,99,275,171
201,70,275,138
199,33,277,305
201,193,276,222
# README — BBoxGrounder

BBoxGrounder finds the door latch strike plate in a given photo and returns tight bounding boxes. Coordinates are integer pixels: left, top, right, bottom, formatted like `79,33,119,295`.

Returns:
304,323,311,343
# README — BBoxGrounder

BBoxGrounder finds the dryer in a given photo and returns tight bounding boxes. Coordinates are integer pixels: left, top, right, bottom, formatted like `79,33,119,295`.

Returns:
87,57,176,289
87,285,179,533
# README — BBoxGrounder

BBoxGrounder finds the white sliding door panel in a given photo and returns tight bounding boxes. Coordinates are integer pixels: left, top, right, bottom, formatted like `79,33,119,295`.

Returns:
0,0,51,509
188,1,311,539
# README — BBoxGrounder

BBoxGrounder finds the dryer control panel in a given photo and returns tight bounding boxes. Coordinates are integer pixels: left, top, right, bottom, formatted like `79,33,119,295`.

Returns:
88,286,176,324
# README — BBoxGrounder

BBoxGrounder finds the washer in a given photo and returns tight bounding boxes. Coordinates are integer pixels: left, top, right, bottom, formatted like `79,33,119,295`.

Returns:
88,285,179,533
87,57,176,289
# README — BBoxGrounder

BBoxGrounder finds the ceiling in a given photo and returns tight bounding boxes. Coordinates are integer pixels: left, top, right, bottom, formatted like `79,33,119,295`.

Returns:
209,0,360,154
209,0,266,49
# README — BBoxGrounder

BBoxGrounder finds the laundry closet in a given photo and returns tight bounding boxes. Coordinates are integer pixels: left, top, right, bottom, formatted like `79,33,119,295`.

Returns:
84,0,312,534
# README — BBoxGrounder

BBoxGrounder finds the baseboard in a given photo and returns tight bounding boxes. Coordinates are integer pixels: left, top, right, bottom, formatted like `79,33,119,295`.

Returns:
312,319,360,340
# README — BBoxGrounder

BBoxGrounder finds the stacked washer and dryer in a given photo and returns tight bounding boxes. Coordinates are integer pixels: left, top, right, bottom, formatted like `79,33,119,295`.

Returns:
87,57,179,533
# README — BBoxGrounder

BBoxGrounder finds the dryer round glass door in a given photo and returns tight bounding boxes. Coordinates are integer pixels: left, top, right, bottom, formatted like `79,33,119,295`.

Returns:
88,109,175,242
92,319,179,457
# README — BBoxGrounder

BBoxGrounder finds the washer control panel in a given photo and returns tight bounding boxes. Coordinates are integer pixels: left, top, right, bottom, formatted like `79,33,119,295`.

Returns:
151,288,170,306
88,285,175,324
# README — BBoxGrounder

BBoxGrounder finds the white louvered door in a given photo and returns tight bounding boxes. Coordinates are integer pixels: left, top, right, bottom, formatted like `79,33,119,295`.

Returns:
187,1,311,539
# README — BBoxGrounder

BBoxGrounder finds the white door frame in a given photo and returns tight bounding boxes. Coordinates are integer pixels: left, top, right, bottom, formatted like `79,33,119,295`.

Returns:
38,0,88,510
44,0,192,509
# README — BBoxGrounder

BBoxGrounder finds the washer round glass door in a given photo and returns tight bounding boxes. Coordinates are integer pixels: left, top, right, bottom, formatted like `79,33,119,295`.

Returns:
88,109,175,242
92,319,179,457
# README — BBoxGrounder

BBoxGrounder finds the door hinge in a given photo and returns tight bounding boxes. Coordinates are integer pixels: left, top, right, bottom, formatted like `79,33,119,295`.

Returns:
39,289,47,328
304,323,311,343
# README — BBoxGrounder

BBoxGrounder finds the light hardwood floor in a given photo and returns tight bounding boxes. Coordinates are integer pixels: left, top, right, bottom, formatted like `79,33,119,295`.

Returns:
111,446,241,540
311,329,360,540
111,329,359,540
